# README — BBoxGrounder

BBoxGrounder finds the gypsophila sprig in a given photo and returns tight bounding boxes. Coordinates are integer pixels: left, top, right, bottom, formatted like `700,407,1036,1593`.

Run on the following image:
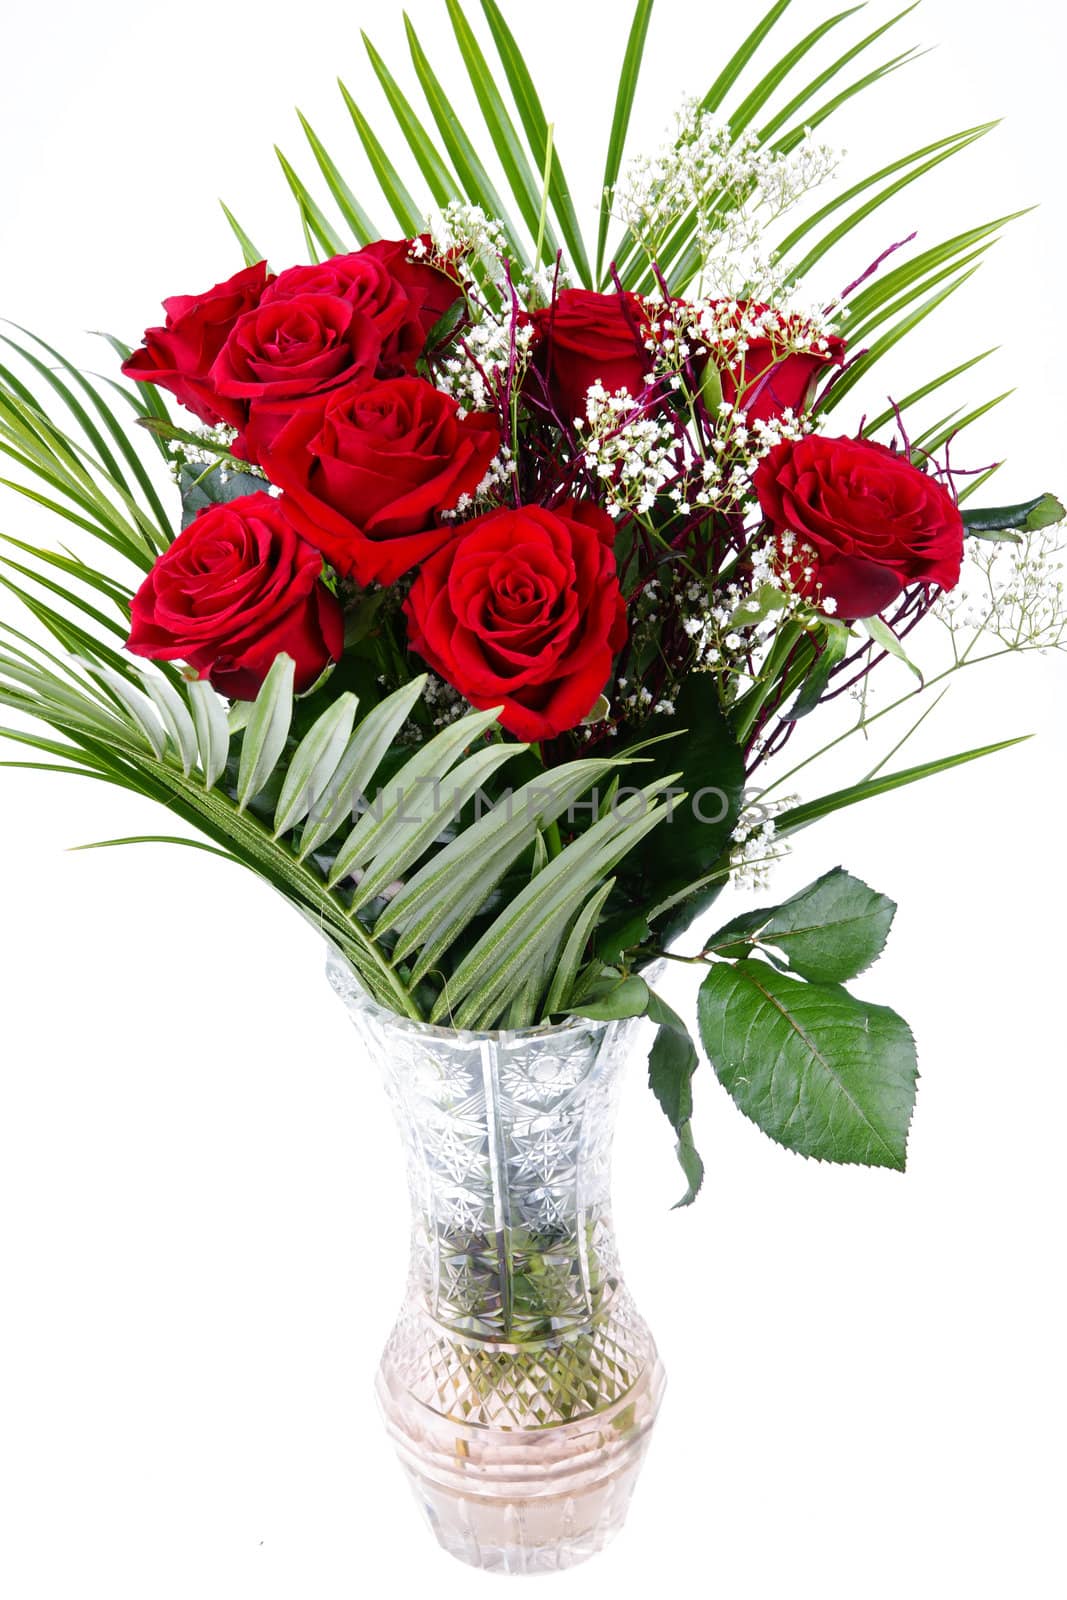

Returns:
937,523,1067,653
614,101,840,301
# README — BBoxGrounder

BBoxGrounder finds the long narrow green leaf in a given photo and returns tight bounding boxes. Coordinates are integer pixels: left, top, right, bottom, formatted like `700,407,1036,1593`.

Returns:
823,269,982,412
445,0,560,261
348,741,521,912
358,38,461,208
297,111,378,245
863,349,997,437
93,341,176,467
433,780,675,1025
913,390,1013,456
626,50,936,293
702,0,794,113
327,705,502,887
477,0,592,284
543,879,616,1016
844,215,1023,326
0,552,127,639
596,0,655,285
843,244,995,347
83,663,166,758
0,388,162,561
773,45,924,154
402,12,530,272
236,654,295,811
273,691,358,838
3,327,172,537
219,204,266,267
337,79,424,236
0,475,138,559
298,675,427,859
757,3,920,144
274,147,347,258
778,123,997,272
727,4,865,138
4,541,131,611
777,736,1030,835
957,463,1002,505
458,796,672,1030
69,834,239,861
381,759,625,978
1,337,128,497
187,677,230,790
137,670,199,776
3,583,139,691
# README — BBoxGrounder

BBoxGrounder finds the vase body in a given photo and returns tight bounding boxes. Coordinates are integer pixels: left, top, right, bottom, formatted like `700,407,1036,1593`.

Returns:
327,951,666,1574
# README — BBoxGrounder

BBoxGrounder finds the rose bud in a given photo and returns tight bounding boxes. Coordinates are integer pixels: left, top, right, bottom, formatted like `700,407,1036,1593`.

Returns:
532,288,654,426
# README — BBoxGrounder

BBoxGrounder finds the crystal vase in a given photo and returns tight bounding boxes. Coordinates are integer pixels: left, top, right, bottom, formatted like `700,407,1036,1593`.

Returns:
327,950,666,1574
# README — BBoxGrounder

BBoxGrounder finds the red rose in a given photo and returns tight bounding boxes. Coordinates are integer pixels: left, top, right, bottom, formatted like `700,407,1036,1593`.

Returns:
703,302,847,425
359,237,462,343
126,491,344,700
253,376,501,586
261,249,424,375
122,262,272,427
211,293,382,459
753,434,964,619
404,500,627,741
532,288,653,425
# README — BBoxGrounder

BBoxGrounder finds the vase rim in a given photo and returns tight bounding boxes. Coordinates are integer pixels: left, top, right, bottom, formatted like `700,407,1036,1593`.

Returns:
325,944,629,1045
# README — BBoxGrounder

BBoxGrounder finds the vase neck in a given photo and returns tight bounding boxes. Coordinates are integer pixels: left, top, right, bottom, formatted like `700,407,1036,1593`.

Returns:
331,964,636,1344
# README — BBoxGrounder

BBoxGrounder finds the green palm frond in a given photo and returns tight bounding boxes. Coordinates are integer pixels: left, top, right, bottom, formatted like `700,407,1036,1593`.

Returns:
0,328,175,572
0,635,669,1024
222,0,1019,457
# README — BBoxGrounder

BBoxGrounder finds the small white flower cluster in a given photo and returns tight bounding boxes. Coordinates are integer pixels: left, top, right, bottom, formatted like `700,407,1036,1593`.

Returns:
637,300,817,513
681,534,808,686
578,381,679,517
434,314,536,413
166,423,268,485
441,448,515,522
690,298,837,371
729,792,798,889
614,101,839,303
422,202,508,280
702,399,810,511
420,672,470,729
167,425,274,499
614,671,678,719
936,523,1067,652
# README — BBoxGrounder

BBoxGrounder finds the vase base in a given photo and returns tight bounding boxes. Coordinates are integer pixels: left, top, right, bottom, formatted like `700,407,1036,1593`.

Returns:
400,1459,643,1573
377,1354,666,1574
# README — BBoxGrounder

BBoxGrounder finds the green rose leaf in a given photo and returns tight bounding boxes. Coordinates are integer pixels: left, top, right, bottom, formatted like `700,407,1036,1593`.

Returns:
962,492,1065,538
179,462,266,529
707,866,897,983
698,959,917,1169
861,615,923,684
646,989,704,1207
595,910,651,967
568,972,650,1021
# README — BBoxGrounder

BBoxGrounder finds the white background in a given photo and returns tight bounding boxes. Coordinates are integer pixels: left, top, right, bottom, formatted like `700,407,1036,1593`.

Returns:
1,1,1065,1596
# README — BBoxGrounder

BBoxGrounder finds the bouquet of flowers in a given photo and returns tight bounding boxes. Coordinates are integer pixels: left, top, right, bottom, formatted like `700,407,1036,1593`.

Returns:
1,1,1062,1208
5,0,1065,1570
